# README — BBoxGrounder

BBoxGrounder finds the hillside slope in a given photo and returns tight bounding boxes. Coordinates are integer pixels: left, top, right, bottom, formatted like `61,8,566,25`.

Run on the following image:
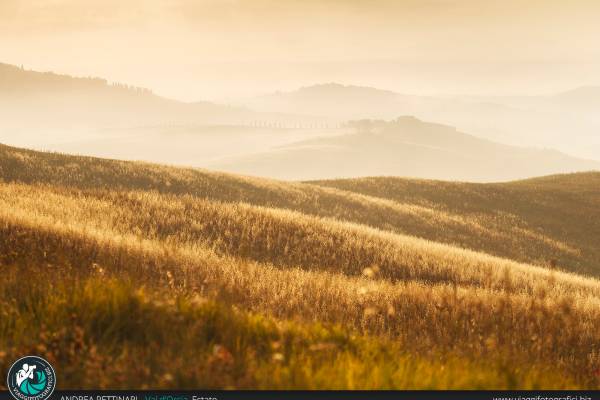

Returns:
2,143,600,388
0,63,335,169
311,172,600,275
0,62,253,129
245,83,408,119
241,83,600,161
1,142,599,276
212,116,600,182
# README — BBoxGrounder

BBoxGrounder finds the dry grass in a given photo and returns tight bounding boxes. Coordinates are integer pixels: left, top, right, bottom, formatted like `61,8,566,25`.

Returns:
0,271,577,390
3,143,600,276
1,143,600,388
312,173,600,275
2,183,600,299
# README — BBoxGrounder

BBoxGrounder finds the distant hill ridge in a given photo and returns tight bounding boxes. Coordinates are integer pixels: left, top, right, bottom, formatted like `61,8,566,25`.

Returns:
213,116,600,182
0,62,330,133
0,62,153,95
0,62,261,129
292,82,399,96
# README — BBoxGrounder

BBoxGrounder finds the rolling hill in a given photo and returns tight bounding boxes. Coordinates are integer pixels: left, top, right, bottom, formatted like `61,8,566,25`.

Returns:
1,142,600,389
0,62,335,168
213,116,600,181
3,63,597,177
0,62,256,129
481,86,600,115
245,83,408,119
241,83,600,161
551,86,600,111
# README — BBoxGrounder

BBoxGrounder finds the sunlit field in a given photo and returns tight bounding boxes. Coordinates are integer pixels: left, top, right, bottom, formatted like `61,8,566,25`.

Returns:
1,143,600,389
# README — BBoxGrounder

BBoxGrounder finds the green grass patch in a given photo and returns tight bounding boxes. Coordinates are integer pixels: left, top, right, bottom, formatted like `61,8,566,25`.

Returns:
0,264,578,390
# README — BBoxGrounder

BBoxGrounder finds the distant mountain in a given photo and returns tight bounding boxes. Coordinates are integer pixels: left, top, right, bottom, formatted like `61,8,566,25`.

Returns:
249,82,600,118
0,62,256,130
479,86,600,112
3,63,598,166
212,116,600,181
242,83,600,161
243,82,531,121
245,83,420,119
550,86,600,110
0,62,331,160
285,83,399,98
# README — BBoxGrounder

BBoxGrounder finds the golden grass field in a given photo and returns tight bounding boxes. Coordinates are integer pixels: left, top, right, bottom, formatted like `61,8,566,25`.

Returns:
1,143,599,389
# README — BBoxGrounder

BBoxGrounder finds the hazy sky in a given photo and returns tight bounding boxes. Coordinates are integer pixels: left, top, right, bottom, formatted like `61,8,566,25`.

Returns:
2,0,600,101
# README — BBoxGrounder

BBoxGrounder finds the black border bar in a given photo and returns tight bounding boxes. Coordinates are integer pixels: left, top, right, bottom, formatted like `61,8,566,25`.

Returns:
0,391,598,400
